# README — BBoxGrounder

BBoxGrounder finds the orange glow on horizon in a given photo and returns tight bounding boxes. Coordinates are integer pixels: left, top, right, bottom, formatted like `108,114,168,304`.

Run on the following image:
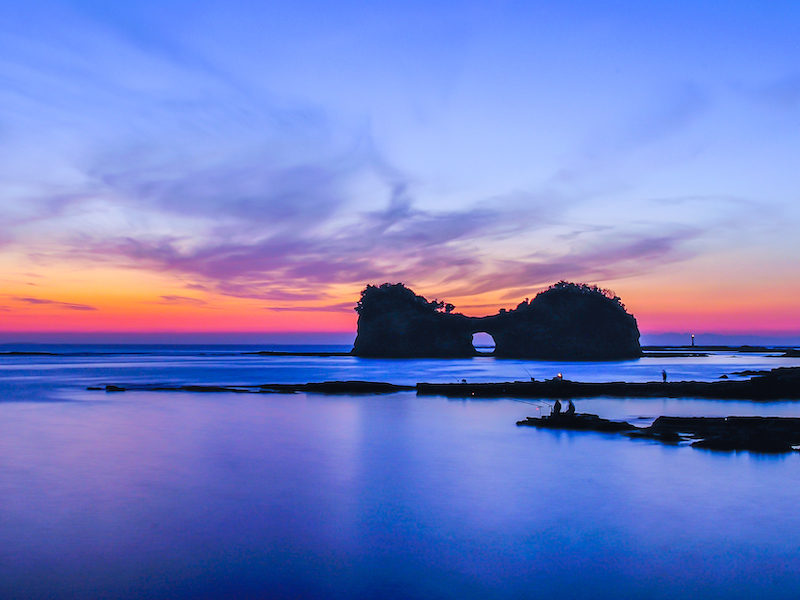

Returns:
2,251,798,337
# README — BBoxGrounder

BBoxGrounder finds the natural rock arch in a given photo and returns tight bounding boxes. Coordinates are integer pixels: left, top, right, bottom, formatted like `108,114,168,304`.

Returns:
352,282,642,360
471,332,496,354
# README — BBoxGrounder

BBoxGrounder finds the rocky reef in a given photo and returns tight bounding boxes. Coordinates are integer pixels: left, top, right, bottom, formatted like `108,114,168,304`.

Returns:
90,366,800,399
517,413,636,433
417,367,800,400
517,413,800,453
633,416,800,453
352,281,641,359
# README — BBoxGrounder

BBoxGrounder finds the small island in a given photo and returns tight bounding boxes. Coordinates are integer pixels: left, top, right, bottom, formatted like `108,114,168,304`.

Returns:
352,281,642,359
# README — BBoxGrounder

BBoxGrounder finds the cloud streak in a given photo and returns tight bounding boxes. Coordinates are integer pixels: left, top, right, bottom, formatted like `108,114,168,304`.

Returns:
70,182,734,307
158,295,208,306
0,2,793,323
10,297,98,311
265,302,355,313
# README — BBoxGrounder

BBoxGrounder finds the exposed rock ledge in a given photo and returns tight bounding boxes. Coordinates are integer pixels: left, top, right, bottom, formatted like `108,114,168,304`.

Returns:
417,367,800,400
89,366,800,400
518,413,800,454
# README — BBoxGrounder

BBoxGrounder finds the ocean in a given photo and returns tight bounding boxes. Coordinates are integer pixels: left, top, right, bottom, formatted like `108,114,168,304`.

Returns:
2,345,800,599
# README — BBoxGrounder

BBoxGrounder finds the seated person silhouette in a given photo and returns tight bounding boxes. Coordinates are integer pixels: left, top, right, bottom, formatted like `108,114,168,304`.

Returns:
552,399,562,416
565,399,576,416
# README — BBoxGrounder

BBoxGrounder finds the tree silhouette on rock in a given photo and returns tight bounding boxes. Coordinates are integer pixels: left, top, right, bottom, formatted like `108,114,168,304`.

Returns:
353,282,641,359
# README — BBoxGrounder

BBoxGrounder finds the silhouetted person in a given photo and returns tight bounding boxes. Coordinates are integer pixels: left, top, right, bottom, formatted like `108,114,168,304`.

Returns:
662,370,667,383
553,399,562,416
565,399,576,416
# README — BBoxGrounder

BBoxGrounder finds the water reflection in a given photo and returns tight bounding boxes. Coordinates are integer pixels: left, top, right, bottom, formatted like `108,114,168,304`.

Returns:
2,348,800,598
1,390,800,599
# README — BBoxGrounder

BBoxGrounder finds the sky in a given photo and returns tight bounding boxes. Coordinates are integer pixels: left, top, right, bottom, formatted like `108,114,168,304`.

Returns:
0,0,799,342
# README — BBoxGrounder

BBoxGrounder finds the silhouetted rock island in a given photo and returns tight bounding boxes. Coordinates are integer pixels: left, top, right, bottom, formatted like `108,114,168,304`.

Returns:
352,281,641,359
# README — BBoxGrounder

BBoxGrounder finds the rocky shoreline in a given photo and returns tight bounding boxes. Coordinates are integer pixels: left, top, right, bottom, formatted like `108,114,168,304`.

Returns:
89,381,415,394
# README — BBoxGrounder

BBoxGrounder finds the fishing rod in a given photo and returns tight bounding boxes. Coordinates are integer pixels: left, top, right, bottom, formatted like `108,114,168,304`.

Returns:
451,373,554,410
518,367,553,409
507,397,552,408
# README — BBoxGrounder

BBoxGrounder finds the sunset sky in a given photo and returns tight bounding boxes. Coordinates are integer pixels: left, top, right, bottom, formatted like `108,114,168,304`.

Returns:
1,0,799,342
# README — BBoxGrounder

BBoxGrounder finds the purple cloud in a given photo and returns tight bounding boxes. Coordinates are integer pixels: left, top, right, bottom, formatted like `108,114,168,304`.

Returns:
4,66,765,310
11,297,98,311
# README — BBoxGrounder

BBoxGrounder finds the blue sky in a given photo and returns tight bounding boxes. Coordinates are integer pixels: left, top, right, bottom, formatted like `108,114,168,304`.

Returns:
1,0,799,337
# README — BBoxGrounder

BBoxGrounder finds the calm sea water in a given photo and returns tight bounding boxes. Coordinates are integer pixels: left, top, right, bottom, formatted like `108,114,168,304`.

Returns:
2,345,800,599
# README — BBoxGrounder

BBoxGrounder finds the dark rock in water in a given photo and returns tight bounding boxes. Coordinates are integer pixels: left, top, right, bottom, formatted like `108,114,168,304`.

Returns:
640,416,800,453
288,381,413,394
516,413,636,432
352,281,641,359
747,367,800,399
88,381,414,395
650,430,682,442
525,413,800,453
692,436,793,453
417,366,800,400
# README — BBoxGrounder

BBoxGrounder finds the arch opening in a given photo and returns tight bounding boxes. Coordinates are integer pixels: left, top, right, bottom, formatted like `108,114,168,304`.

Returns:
472,332,496,355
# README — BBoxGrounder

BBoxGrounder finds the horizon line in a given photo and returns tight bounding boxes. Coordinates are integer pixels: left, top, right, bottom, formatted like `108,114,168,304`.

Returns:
1,331,800,346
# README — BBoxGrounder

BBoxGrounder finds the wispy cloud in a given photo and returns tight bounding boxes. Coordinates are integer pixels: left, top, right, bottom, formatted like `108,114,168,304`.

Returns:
10,296,98,311
738,74,800,110
265,302,355,313
72,192,528,302
436,224,700,300
71,186,735,307
184,283,210,291
0,7,784,316
158,295,208,306
551,82,710,188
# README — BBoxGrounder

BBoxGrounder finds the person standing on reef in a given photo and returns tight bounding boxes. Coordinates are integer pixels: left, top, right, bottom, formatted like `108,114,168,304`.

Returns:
552,399,562,416
662,370,667,383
